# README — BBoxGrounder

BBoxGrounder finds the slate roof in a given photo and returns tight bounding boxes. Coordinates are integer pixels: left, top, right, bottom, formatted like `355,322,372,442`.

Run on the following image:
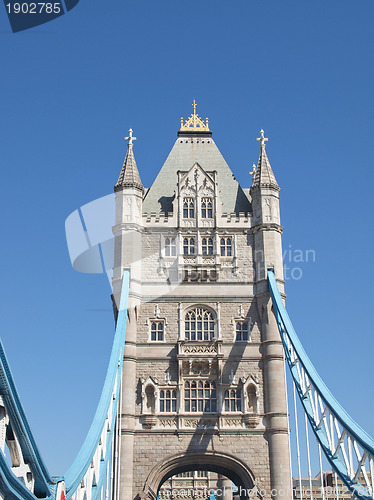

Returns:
143,137,251,215
252,144,278,188
115,144,144,192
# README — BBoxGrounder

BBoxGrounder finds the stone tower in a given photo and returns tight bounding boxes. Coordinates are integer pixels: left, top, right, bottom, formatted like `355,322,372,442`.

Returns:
112,104,291,500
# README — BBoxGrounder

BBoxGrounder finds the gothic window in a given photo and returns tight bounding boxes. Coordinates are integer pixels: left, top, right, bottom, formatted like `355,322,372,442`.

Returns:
159,389,177,412
201,237,213,255
236,321,249,342
224,389,242,412
165,237,177,257
184,380,217,413
185,308,215,340
220,237,232,256
201,198,213,218
150,321,164,341
183,198,195,218
183,237,195,255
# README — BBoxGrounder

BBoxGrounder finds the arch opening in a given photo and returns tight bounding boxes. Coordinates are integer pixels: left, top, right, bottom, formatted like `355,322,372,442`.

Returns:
143,452,258,500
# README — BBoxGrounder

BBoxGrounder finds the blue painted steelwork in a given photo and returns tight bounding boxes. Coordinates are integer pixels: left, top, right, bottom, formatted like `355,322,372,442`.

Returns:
0,341,55,500
268,269,374,500
64,269,130,500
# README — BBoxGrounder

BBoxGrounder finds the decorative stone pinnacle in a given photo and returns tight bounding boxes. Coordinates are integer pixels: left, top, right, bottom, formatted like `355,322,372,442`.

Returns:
256,129,268,147
125,128,136,147
250,163,256,177
180,101,210,132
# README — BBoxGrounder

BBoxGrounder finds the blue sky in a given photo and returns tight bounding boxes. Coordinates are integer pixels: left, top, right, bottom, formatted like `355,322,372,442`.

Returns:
0,0,373,477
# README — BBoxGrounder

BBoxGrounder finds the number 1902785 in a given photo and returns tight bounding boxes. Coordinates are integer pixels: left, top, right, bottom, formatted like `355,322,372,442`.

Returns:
5,3,61,14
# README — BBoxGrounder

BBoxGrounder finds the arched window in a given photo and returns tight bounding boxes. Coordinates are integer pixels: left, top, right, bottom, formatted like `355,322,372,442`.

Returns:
201,237,213,255
185,308,215,340
183,198,195,218
201,198,213,218
236,321,249,341
183,237,195,255
165,237,176,257
224,389,242,412
184,380,217,413
220,237,232,256
159,389,177,412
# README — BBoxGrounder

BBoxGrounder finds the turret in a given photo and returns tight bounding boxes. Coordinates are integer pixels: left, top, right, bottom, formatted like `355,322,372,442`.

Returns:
112,128,144,312
251,131,291,499
250,129,283,292
112,131,143,500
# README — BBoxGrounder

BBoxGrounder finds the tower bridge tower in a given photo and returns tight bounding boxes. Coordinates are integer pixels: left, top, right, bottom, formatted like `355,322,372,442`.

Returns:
112,103,291,500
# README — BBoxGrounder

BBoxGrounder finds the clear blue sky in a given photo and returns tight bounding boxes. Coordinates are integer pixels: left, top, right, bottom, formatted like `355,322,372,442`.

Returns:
0,0,373,477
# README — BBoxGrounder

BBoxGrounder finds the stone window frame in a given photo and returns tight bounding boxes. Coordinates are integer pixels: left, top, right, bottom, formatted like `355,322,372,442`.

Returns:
159,388,177,413
146,307,168,343
235,321,249,342
183,236,196,255
164,236,177,257
183,379,217,413
160,234,179,260
223,387,243,413
201,237,214,255
201,197,213,219
231,306,254,343
184,306,216,341
220,236,233,257
183,197,195,219
150,320,165,342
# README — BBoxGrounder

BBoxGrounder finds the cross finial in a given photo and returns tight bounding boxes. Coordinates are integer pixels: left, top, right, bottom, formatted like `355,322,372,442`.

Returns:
192,100,197,115
125,128,136,147
256,129,268,147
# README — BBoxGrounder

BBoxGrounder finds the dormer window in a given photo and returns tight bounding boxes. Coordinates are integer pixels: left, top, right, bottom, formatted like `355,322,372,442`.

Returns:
183,198,195,218
202,237,213,256
201,198,213,218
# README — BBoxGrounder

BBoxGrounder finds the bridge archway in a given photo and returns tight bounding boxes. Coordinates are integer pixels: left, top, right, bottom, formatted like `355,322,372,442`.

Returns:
143,451,258,500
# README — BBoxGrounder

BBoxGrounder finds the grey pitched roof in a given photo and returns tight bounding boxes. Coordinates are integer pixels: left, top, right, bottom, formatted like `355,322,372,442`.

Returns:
252,145,278,188
115,144,144,192
143,137,251,215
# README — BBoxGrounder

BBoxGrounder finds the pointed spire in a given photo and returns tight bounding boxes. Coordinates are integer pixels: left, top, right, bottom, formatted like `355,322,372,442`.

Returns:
114,128,144,192
251,129,279,189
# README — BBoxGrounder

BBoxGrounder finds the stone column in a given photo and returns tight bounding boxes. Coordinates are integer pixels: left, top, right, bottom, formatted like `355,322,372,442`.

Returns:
119,303,137,500
259,295,291,500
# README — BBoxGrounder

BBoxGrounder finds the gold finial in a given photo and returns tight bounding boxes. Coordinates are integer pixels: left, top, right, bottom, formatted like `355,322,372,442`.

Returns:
180,100,210,132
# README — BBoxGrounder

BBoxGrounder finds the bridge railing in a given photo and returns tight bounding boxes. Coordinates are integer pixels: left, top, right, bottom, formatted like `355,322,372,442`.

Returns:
268,269,374,500
0,342,55,500
64,270,130,500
